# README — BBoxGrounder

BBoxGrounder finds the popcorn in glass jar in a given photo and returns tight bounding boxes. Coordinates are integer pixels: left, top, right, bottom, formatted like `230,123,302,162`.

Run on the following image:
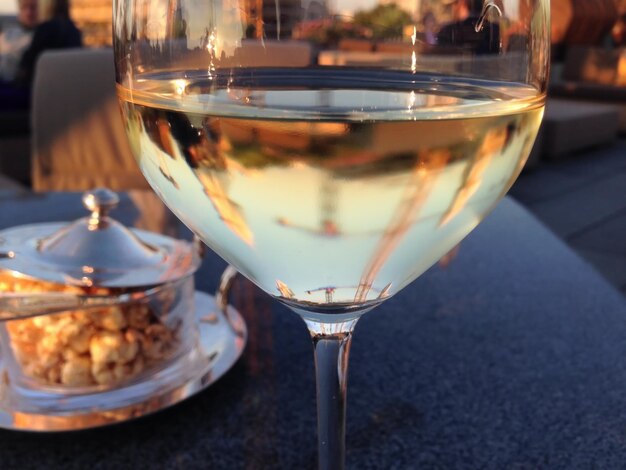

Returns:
2,275,186,387
0,189,200,391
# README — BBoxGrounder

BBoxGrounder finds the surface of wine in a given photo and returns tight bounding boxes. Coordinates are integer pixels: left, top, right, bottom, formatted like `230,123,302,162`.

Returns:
119,69,544,313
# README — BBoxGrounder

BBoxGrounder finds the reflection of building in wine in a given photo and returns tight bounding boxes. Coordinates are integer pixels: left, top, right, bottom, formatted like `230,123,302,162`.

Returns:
196,170,255,245
438,127,505,227
354,149,449,303
134,106,255,246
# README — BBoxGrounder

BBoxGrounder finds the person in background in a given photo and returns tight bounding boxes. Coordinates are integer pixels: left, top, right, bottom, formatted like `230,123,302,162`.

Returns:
422,11,438,46
0,0,39,83
16,0,82,84
0,0,38,109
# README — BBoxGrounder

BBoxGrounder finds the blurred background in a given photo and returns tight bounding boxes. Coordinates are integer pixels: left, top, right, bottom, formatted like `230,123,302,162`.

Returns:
0,0,623,49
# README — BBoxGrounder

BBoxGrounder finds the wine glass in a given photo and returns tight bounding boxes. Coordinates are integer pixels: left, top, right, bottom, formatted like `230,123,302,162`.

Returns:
113,0,549,467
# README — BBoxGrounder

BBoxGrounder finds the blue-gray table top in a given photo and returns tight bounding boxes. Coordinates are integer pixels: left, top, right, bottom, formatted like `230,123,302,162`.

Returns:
0,190,625,469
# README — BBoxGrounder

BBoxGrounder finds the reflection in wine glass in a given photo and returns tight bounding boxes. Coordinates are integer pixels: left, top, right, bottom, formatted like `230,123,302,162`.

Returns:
113,0,549,467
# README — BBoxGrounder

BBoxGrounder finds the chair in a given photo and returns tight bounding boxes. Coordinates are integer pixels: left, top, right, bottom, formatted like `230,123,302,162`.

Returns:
31,48,148,191
30,48,177,235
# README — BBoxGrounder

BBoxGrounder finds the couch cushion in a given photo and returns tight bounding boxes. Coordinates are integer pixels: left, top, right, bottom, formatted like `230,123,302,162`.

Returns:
542,99,619,159
562,46,621,85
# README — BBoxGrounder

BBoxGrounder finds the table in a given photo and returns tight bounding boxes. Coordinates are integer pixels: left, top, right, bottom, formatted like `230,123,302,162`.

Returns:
0,190,625,469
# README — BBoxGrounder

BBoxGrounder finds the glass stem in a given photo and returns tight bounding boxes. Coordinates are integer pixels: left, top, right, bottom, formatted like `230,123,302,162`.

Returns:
303,316,359,470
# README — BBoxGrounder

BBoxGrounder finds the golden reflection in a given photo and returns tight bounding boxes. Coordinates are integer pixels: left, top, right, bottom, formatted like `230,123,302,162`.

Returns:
173,79,188,96
205,28,217,77
408,90,416,109
276,279,294,299
133,106,255,246
439,124,508,227
196,170,255,245
354,149,450,303
410,24,418,73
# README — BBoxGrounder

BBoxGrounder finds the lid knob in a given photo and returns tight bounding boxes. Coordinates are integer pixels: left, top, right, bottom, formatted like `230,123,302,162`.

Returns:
82,188,119,228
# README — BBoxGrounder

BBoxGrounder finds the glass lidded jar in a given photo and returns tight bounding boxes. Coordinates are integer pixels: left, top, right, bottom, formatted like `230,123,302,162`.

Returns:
0,188,201,392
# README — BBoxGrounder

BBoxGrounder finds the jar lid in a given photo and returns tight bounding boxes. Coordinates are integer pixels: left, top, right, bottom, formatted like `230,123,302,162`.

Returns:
0,189,200,288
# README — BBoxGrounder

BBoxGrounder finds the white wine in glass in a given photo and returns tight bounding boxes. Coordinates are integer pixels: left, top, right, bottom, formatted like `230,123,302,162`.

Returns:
114,0,549,467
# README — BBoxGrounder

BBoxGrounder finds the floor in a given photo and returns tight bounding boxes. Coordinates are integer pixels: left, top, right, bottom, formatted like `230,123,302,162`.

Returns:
510,138,626,296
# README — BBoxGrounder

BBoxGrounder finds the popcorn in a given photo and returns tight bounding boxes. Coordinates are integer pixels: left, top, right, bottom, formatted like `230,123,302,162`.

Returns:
94,307,128,331
61,356,92,386
126,304,151,329
1,274,179,388
91,362,115,385
90,330,125,364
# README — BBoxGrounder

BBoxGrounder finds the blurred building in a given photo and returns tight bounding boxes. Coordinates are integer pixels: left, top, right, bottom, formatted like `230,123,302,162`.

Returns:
70,0,112,46
379,0,421,17
53,0,626,49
